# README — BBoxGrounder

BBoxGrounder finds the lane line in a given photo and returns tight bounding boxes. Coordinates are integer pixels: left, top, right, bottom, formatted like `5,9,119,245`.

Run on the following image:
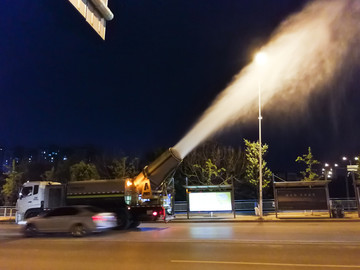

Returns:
171,259,360,268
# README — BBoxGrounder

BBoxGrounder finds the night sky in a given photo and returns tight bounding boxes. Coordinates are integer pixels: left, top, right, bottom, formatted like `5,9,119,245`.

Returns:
1,0,360,171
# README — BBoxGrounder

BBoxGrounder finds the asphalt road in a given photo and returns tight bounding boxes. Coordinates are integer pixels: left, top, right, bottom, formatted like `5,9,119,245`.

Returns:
1,221,360,270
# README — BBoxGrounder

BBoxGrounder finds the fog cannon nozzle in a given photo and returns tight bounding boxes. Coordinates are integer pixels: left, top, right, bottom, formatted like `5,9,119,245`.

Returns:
134,148,182,188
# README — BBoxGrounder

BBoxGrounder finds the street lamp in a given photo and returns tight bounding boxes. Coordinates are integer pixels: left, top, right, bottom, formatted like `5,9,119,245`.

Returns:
342,156,358,210
322,163,333,181
255,51,268,219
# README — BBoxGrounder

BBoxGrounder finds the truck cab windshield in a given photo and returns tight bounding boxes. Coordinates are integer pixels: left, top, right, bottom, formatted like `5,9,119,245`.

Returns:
20,186,33,198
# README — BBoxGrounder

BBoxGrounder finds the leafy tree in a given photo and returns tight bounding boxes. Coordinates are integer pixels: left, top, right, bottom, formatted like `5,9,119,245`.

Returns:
41,167,55,181
1,161,24,205
243,139,272,191
41,159,72,183
191,159,227,185
24,162,51,181
295,147,320,181
70,161,100,181
108,157,140,179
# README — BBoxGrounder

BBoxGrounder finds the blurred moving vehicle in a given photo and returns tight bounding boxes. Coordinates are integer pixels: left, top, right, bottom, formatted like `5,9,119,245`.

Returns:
23,205,117,237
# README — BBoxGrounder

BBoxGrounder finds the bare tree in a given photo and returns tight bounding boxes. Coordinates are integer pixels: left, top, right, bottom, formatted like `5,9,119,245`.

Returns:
179,141,245,186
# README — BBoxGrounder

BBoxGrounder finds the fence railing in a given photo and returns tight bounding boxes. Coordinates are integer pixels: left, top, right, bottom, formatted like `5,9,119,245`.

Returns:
174,198,358,212
0,207,16,217
174,199,275,212
1,199,357,217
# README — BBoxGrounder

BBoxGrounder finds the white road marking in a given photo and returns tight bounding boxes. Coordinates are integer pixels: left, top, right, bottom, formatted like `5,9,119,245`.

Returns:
171,259,360,268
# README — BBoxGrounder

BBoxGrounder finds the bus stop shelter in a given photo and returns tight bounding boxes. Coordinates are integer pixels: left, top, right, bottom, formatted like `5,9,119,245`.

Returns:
183,184,235,219
273,180,331,218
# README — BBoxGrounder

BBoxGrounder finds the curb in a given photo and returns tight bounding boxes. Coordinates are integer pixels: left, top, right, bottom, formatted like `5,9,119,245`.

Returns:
165,212,360,223
167,218,360,223
0,218,15,223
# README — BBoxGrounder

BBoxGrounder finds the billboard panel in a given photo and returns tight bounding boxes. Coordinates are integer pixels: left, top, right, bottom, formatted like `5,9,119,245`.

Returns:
276,188,328,210
189,192,232,211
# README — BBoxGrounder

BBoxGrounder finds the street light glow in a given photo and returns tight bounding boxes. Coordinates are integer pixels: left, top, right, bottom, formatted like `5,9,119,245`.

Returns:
254,51,268,66
342,156,358,162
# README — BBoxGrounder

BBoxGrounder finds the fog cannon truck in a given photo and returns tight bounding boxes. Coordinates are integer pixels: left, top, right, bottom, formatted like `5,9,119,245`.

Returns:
16,148,182,229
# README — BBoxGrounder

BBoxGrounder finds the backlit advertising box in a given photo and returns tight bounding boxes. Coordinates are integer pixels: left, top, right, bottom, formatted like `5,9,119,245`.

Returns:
189,192,232,211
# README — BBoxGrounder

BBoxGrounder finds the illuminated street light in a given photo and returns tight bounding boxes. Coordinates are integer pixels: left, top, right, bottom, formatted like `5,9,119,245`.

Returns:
343,156,358,165
255,52,268,66
254,51,268,220
323,163,334,180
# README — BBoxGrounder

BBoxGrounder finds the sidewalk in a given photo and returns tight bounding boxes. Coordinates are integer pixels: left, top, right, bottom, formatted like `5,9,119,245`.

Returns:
169,211,360,223
1,212,360,224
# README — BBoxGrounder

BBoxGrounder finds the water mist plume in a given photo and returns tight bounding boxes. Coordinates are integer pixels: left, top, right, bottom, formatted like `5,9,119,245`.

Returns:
174,0,360,159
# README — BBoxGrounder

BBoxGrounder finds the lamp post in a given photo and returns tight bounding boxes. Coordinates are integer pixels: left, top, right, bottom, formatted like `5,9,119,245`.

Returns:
342,156,358,210
254,51,267,219
323,163,330,181
342,157,351,207
322,163,338,181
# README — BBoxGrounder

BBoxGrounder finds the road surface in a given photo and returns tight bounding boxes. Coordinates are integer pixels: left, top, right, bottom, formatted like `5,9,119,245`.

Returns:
1,221,360,269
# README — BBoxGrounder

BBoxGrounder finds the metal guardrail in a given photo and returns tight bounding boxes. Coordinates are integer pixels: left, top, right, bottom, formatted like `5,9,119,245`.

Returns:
174,199,275,212
1,199,356,217
330,198,358,211
174,198,358,212
0,207,16,217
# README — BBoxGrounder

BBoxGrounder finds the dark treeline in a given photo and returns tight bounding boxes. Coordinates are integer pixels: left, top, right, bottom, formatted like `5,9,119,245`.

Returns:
0,141,276,205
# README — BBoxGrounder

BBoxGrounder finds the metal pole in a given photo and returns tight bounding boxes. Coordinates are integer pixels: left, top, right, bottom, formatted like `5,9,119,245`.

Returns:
351,171,358,215
346,160,352,211
186,188,190,219
325,182,331,218
345,175,350,210
258,81,263,219
231,179,236,218
185,177,190,219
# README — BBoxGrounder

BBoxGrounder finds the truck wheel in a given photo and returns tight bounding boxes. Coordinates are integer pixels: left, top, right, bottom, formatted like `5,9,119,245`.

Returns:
24,210,41,219
130,220,141,228
116,210,130,230
70,224,88,237
24,224,38,237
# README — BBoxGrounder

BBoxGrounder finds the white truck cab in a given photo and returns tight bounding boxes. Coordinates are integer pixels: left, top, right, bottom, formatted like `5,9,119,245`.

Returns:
16,181,64,224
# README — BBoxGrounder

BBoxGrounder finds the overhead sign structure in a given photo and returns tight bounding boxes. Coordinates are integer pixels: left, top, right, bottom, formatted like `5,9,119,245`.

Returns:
68,0,114,40
347,165,359,172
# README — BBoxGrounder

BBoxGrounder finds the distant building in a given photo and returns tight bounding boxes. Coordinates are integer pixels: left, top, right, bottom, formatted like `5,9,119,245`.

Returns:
0,145,101,173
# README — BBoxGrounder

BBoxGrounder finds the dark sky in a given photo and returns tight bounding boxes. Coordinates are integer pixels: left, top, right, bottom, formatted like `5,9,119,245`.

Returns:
1,0,360,171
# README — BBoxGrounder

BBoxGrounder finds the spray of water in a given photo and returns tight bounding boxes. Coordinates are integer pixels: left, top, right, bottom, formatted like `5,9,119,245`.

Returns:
174,0,360,159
